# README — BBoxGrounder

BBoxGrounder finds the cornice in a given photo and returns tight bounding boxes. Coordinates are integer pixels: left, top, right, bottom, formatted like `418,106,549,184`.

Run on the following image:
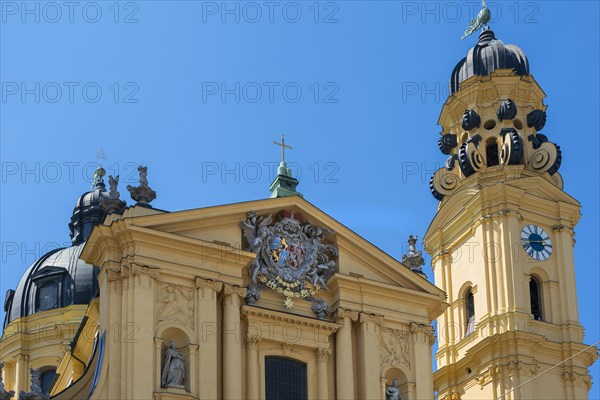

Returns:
241,305,340,333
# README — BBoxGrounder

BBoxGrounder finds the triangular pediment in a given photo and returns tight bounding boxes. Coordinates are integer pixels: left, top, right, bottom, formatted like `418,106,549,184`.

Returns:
119,196,443,298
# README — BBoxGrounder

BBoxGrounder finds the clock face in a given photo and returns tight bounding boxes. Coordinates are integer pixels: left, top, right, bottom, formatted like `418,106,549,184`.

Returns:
521,224,552,261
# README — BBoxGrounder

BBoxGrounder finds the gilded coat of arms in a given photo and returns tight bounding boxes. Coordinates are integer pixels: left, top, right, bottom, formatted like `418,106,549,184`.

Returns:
240,210,338,317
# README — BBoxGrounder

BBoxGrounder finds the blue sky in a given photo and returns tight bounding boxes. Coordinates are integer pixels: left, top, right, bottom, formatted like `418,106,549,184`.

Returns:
1,0,598,396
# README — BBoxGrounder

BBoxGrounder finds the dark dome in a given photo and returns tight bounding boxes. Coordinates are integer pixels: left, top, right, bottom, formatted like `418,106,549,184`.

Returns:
3,244,99,328
69,168,109,245
450,28,530,94
2,167,109,331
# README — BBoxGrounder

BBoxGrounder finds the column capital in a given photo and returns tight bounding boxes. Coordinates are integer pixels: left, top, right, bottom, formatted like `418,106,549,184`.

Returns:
223,284,247,298
246,335,262,350
410,322,436,345
130,264,160,279
315,348,331,363
120,264,160,280
12,354,28,363
107,269,121,282
359,312,384,326
195,277,223,292
335,308,359,322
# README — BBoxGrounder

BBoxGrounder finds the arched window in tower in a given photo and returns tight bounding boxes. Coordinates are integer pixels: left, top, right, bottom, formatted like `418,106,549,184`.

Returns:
465,289,475,335
265,356,307,400
486,138,499,166
530,275,543,321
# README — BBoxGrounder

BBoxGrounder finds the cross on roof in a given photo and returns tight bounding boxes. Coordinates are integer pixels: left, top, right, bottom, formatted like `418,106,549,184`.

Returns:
273,134,293,163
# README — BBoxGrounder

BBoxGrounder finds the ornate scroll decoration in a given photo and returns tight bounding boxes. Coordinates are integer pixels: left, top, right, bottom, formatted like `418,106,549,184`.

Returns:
157,283,194,329
499,129,523,165
438,133,458,155
381,328,411,370
461,109,481,131
497,99,517,121
458,135,485,177
526,134,562,175
527,109,547,131
430,167,460,201
240,210,338,314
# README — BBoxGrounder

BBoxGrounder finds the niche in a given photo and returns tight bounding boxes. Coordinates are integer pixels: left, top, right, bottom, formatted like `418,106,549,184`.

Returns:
160,327,191,393
384,367,409,400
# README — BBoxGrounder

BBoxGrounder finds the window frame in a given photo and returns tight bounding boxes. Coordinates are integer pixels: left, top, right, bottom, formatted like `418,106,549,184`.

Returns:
30,266,69,313
264,356,308,400
465,288,476,336
529,275,543,321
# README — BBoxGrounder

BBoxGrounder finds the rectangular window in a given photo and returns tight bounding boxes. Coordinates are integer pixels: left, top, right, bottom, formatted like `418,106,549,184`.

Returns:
37,281,59,311
265,356,307,400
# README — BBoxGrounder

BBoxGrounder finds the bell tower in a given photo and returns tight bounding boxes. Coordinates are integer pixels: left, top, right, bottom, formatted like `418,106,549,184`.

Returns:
424,28,598,399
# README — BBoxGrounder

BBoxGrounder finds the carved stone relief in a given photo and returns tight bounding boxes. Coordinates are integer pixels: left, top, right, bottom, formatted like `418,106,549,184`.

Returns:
381,328,411,370
157,283,195,329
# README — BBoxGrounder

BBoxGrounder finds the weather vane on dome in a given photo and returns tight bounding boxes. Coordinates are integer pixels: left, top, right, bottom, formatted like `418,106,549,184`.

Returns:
462,0,491,40
91,148,108,188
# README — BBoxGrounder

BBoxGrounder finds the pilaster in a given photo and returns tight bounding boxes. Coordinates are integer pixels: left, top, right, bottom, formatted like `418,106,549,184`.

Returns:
357,312,383,400
335,308,358,400
195,277,223,400
315,348,331,400
222,284,246,400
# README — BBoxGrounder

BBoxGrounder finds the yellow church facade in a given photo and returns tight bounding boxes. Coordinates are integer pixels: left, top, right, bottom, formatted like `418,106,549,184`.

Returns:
1,19,598,400
1,195,446,400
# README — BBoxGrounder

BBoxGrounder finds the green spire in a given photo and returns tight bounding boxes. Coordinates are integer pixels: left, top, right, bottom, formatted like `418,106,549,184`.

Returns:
270,135,302,198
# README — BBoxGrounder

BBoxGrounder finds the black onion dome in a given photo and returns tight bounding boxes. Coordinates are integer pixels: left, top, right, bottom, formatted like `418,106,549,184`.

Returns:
2,167,108,332
69,171,109,246
3,244,99,328
450,28,530,94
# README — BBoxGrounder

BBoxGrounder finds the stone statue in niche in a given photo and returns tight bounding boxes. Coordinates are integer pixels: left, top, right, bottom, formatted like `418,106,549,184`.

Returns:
385,378,403,400
161,340,186,389
0,363,15,400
